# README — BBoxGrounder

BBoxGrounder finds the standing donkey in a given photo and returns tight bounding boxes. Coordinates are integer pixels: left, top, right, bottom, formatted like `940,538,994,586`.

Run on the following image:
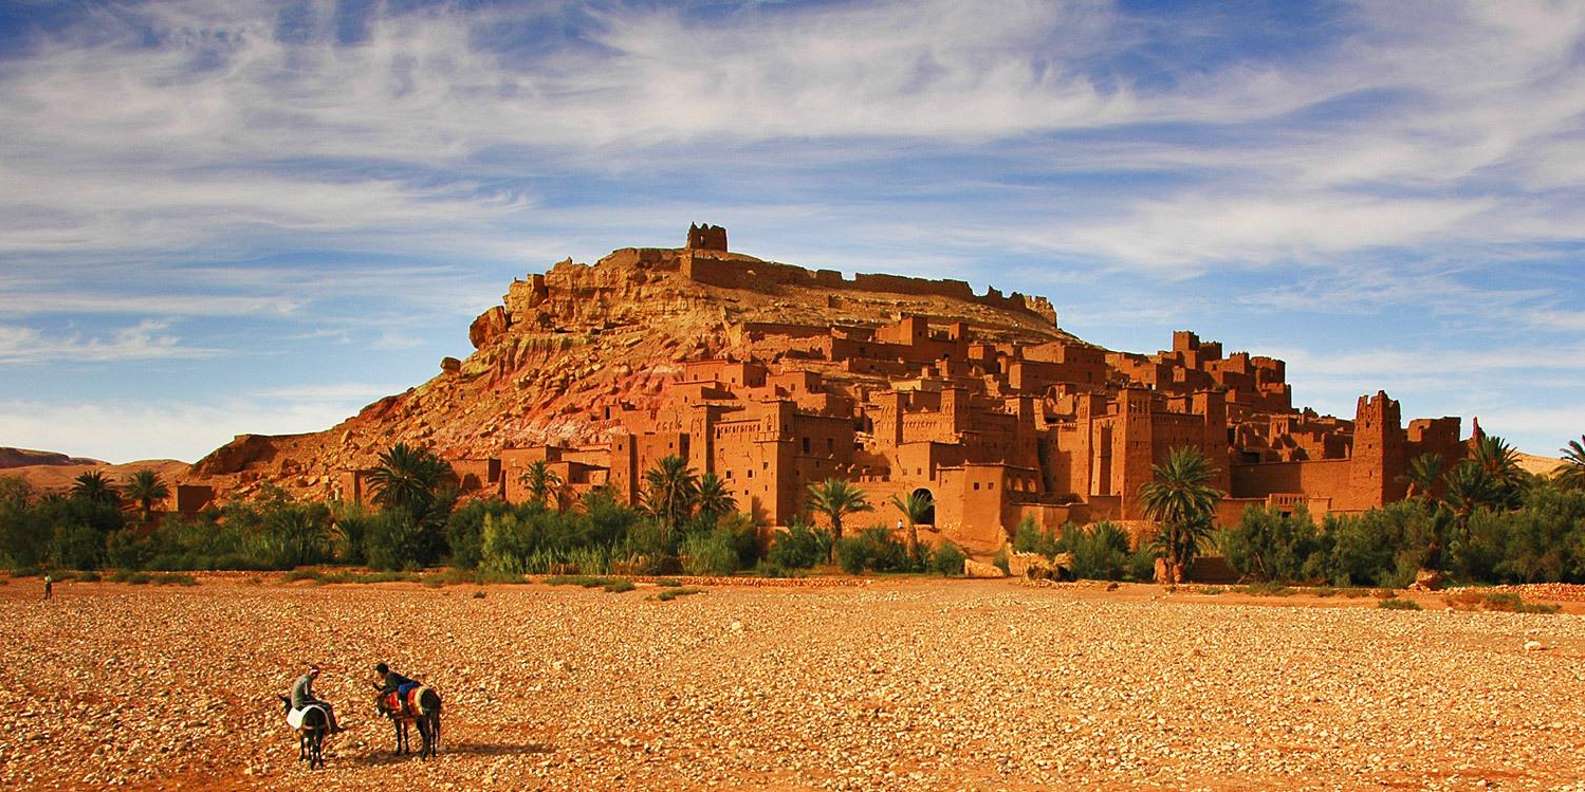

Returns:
278,695,329,769
375,685,443,759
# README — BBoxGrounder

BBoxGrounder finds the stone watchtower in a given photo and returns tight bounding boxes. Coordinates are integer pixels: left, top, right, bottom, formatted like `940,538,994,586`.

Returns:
686,222,728,252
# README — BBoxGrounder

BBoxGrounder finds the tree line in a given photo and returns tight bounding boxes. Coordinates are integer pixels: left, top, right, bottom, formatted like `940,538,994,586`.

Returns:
0,444,966,577
4,433,1580,585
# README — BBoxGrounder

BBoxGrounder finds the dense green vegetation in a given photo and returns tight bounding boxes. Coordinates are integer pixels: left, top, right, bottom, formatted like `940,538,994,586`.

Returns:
6,431,1578,587
1012,518,1156,582
1218,434,1585,587
0,451,957,579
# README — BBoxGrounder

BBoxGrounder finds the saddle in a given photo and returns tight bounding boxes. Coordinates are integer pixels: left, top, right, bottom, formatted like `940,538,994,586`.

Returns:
383,685,431,719
286,704,325,731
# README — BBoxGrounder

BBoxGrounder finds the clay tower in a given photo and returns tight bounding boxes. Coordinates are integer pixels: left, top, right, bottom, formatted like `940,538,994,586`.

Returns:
686,223,728,251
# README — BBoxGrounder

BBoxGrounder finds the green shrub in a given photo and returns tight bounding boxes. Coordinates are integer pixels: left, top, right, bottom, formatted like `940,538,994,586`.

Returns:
1217,505,1328,583
155,573,197,586
930,543,967,576
1379,598,1422,610
835,526,909,574
544,574,613,588
1064,522,1132,581
656,586,702,602
53,522,106,570
682,529,739,576
1236,581,1296,597
603,579,636,593
366,510,427,571
653,577,683,587
445,499,513,570
1323,502,1436,588
767,523,829,569
330,504,377,566
1012,517,1062,557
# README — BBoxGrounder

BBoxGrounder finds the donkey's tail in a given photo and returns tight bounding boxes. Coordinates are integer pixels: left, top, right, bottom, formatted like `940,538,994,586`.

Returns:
419,688,442,717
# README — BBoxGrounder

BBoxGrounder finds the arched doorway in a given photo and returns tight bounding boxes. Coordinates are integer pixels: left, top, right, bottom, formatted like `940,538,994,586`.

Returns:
911,487,936,525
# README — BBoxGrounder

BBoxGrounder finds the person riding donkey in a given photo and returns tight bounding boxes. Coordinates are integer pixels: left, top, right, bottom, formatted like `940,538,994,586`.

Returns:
373,662,420,705
290,666,345,733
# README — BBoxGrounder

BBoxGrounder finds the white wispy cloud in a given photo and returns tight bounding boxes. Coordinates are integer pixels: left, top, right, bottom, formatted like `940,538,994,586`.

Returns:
0,320,216,365
0,397,367,463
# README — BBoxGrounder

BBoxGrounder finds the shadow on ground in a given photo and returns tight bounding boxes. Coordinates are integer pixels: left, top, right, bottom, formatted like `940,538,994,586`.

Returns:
350,742,555,766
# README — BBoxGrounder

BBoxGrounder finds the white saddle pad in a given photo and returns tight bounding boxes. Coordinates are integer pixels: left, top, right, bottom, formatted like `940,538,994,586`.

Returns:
287,704,324,730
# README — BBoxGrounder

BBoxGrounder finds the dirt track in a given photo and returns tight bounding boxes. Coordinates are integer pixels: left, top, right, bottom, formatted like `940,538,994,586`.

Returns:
4,576,1585,791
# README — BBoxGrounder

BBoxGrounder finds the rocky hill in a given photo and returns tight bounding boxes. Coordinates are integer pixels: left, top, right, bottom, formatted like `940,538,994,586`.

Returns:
0,447,105,469
187,240,1080,501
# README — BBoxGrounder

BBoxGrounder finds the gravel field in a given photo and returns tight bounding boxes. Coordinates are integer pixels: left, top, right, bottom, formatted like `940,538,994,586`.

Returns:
4,576,1585,791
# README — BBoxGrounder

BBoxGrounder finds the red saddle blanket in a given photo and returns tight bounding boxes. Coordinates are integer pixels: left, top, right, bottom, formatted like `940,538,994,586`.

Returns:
383,686,428,717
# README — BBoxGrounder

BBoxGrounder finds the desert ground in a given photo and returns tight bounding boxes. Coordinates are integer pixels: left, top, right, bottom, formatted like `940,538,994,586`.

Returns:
4,576,1584,791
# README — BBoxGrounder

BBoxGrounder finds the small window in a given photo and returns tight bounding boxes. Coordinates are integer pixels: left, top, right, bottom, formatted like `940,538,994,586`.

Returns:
802,437,811,453
973,482,980,491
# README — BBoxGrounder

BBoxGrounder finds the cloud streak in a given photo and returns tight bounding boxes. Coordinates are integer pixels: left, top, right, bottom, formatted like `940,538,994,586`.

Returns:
0,0,1581,457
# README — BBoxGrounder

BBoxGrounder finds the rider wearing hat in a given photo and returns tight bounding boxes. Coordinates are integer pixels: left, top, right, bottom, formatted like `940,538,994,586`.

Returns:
290,666,344,733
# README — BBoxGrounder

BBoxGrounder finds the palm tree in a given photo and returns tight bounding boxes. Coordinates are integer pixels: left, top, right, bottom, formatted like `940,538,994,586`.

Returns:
695,473,736,525
1139,446,1223,585
122,468,170,527
1473,434,1522,507
71,470,120,506
1442,460,1498,527
1555,435,1585,491
519,460,563,511
806,478,872,563
1436,459,1499,570
365,443,453,526
1398,452,1445,504
889,490,933,557
641,455,699,541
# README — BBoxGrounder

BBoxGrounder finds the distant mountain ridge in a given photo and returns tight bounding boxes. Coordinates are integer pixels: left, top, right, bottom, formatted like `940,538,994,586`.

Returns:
0,447,106,469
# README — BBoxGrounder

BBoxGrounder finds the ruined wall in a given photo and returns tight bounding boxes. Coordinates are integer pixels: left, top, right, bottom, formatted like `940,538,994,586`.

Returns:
682,253,1058,325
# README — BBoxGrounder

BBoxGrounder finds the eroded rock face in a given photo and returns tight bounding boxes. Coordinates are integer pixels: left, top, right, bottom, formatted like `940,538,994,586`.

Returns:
469,306,509,349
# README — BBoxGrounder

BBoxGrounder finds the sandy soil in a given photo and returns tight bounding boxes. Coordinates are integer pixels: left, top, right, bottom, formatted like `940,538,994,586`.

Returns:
4,576,1584,791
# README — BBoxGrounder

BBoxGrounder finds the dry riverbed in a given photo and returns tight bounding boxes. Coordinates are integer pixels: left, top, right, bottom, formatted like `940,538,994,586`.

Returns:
3,575,1584,791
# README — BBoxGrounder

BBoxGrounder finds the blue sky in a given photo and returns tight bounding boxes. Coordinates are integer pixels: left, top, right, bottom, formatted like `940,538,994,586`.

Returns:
0,0,1582,462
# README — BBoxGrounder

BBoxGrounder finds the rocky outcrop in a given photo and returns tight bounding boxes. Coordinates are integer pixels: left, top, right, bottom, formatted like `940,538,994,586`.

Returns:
469,306,509,349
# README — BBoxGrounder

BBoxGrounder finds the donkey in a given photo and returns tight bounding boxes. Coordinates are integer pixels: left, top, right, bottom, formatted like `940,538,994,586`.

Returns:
375,686,443,759
278,695,328,769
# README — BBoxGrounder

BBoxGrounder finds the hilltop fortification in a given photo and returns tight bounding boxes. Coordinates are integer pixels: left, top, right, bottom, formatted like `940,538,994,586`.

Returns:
180,225,1470,552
